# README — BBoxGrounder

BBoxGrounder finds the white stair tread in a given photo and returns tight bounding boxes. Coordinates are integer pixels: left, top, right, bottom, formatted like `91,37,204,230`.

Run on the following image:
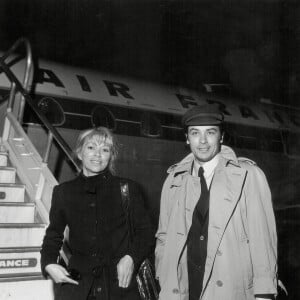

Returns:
0,224,46,248
0,184,25,203
0,167,16,184
0,151,8,167
0,203,35,223
0,278,54,300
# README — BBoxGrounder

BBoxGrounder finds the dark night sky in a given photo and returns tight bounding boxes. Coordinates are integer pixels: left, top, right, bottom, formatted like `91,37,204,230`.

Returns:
0,0,299,106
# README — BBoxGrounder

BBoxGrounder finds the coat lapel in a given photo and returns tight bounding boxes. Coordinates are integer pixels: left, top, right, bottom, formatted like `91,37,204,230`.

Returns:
184,175,202,232
170,172,198,238
202,158,248,293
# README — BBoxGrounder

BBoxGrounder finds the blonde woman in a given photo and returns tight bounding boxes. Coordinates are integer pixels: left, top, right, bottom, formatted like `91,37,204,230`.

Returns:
41,127,153,300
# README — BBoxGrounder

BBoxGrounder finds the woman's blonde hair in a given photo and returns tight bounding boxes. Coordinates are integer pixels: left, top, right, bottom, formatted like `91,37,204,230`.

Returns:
74,127,118,174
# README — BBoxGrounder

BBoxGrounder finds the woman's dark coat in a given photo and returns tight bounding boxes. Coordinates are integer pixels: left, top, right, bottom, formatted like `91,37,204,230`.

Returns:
40,170,154,300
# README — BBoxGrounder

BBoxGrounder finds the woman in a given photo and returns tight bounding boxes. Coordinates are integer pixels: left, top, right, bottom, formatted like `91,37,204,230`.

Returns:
41,127,153,300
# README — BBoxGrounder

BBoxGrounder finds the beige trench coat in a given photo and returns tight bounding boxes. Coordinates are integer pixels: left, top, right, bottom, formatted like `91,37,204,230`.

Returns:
155,146,277,300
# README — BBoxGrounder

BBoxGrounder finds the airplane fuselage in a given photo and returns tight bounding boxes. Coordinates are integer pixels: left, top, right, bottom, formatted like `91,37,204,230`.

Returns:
0,54,299,223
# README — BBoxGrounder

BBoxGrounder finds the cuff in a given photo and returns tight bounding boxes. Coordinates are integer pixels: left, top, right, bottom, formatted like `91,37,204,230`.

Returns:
253,276,277,295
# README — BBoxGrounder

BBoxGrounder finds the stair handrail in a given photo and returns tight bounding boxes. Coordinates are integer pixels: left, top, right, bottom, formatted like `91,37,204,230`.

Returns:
0,39,81,173
0,38,33,121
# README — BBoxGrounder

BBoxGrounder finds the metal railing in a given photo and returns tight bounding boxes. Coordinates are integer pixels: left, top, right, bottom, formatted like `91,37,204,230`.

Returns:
0,38,81,173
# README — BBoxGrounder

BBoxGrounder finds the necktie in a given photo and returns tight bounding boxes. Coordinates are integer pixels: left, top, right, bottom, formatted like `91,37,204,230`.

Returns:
187,166,210,300
195,166,209,219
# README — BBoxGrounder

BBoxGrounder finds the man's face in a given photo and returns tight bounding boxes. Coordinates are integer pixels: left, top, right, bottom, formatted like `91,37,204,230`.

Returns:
186,125,223,164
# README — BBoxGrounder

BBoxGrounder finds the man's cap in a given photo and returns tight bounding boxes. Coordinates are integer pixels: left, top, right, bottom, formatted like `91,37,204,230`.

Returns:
182,104,224,127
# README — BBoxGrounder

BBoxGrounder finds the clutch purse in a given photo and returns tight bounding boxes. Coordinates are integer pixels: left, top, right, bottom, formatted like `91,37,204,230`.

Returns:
136,258,159,300
120,180,159,300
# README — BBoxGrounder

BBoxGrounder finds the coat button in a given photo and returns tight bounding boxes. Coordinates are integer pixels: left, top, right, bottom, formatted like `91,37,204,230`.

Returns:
96,287,102,293
89,202,96,208
216,280,223,287
216,250,222,256
200,235,205,241
172,288,179,294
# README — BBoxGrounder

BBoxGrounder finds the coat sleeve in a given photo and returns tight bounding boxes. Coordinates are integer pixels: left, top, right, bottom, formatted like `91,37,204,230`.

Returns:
126,181,155,270
243,164,278,295
40,184,67,277
154,173,174,281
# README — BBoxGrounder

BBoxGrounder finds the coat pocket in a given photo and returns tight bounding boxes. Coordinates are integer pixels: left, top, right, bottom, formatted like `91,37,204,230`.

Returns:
240,237,254,289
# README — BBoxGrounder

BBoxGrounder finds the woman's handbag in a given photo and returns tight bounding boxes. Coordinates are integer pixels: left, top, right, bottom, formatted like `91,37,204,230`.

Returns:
136,258,159,300
120,180,159,300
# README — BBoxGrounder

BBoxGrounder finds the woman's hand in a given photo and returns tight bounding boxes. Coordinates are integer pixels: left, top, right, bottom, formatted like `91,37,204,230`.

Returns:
117,255,134,288
45,264,79,285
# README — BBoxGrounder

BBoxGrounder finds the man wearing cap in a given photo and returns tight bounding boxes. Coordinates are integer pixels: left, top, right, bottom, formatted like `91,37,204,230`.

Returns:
155,104,277,300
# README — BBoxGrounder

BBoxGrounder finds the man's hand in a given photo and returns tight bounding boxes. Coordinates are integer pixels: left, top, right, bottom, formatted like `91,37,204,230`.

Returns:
45,264,79,285
117,255,134,288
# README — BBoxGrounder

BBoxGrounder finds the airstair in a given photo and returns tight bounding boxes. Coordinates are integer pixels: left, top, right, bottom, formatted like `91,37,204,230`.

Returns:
0,39,80,299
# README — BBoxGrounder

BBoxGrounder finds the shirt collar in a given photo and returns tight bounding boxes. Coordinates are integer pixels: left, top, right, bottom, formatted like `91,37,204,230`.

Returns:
192,153,220,178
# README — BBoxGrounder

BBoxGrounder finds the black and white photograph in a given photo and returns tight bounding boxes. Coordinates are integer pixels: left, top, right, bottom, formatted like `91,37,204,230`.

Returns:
0,1,299,299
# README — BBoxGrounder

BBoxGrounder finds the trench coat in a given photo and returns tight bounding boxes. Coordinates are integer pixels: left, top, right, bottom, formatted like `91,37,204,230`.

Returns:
41,170,153,300
155,146,277,300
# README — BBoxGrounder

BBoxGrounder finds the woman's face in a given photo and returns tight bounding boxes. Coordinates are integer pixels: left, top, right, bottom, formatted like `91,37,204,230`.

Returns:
78,137,111,177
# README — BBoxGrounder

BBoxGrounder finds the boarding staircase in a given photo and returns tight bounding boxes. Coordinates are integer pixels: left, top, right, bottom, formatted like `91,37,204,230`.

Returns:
0,137,54,300
0,39,80,299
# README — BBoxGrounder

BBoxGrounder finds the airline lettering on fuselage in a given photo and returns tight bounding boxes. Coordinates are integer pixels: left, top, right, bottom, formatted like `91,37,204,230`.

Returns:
264,110,285,125
36,68,64,88
239,105,259,120
175,94,197,108
34,67,300,129
291,114,300,127
103,80,134,99
36,69,134,99
76,75,91,92
207,99,232,116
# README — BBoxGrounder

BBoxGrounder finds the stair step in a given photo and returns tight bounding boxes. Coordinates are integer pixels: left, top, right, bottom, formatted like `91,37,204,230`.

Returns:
0,203,35,223
0,278,54,300
0,224,46,248
0,183,25,203
0,151,8,167
0,167,16,184
0,247,41,277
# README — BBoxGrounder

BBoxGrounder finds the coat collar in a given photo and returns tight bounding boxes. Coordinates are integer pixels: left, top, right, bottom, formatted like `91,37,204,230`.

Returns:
168,145,239,177
78,169,112,193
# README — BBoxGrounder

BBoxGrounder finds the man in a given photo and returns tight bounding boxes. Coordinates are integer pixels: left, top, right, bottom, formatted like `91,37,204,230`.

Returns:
155,104,277,300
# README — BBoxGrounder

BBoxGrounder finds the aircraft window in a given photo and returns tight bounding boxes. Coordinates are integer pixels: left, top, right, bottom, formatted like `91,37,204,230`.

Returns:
91,105,116,131
140,112,162,138
38,97,65,126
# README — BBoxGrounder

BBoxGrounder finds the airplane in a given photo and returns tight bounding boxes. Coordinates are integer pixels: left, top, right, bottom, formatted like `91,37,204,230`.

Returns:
0,51,299,221
0,48,299,299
